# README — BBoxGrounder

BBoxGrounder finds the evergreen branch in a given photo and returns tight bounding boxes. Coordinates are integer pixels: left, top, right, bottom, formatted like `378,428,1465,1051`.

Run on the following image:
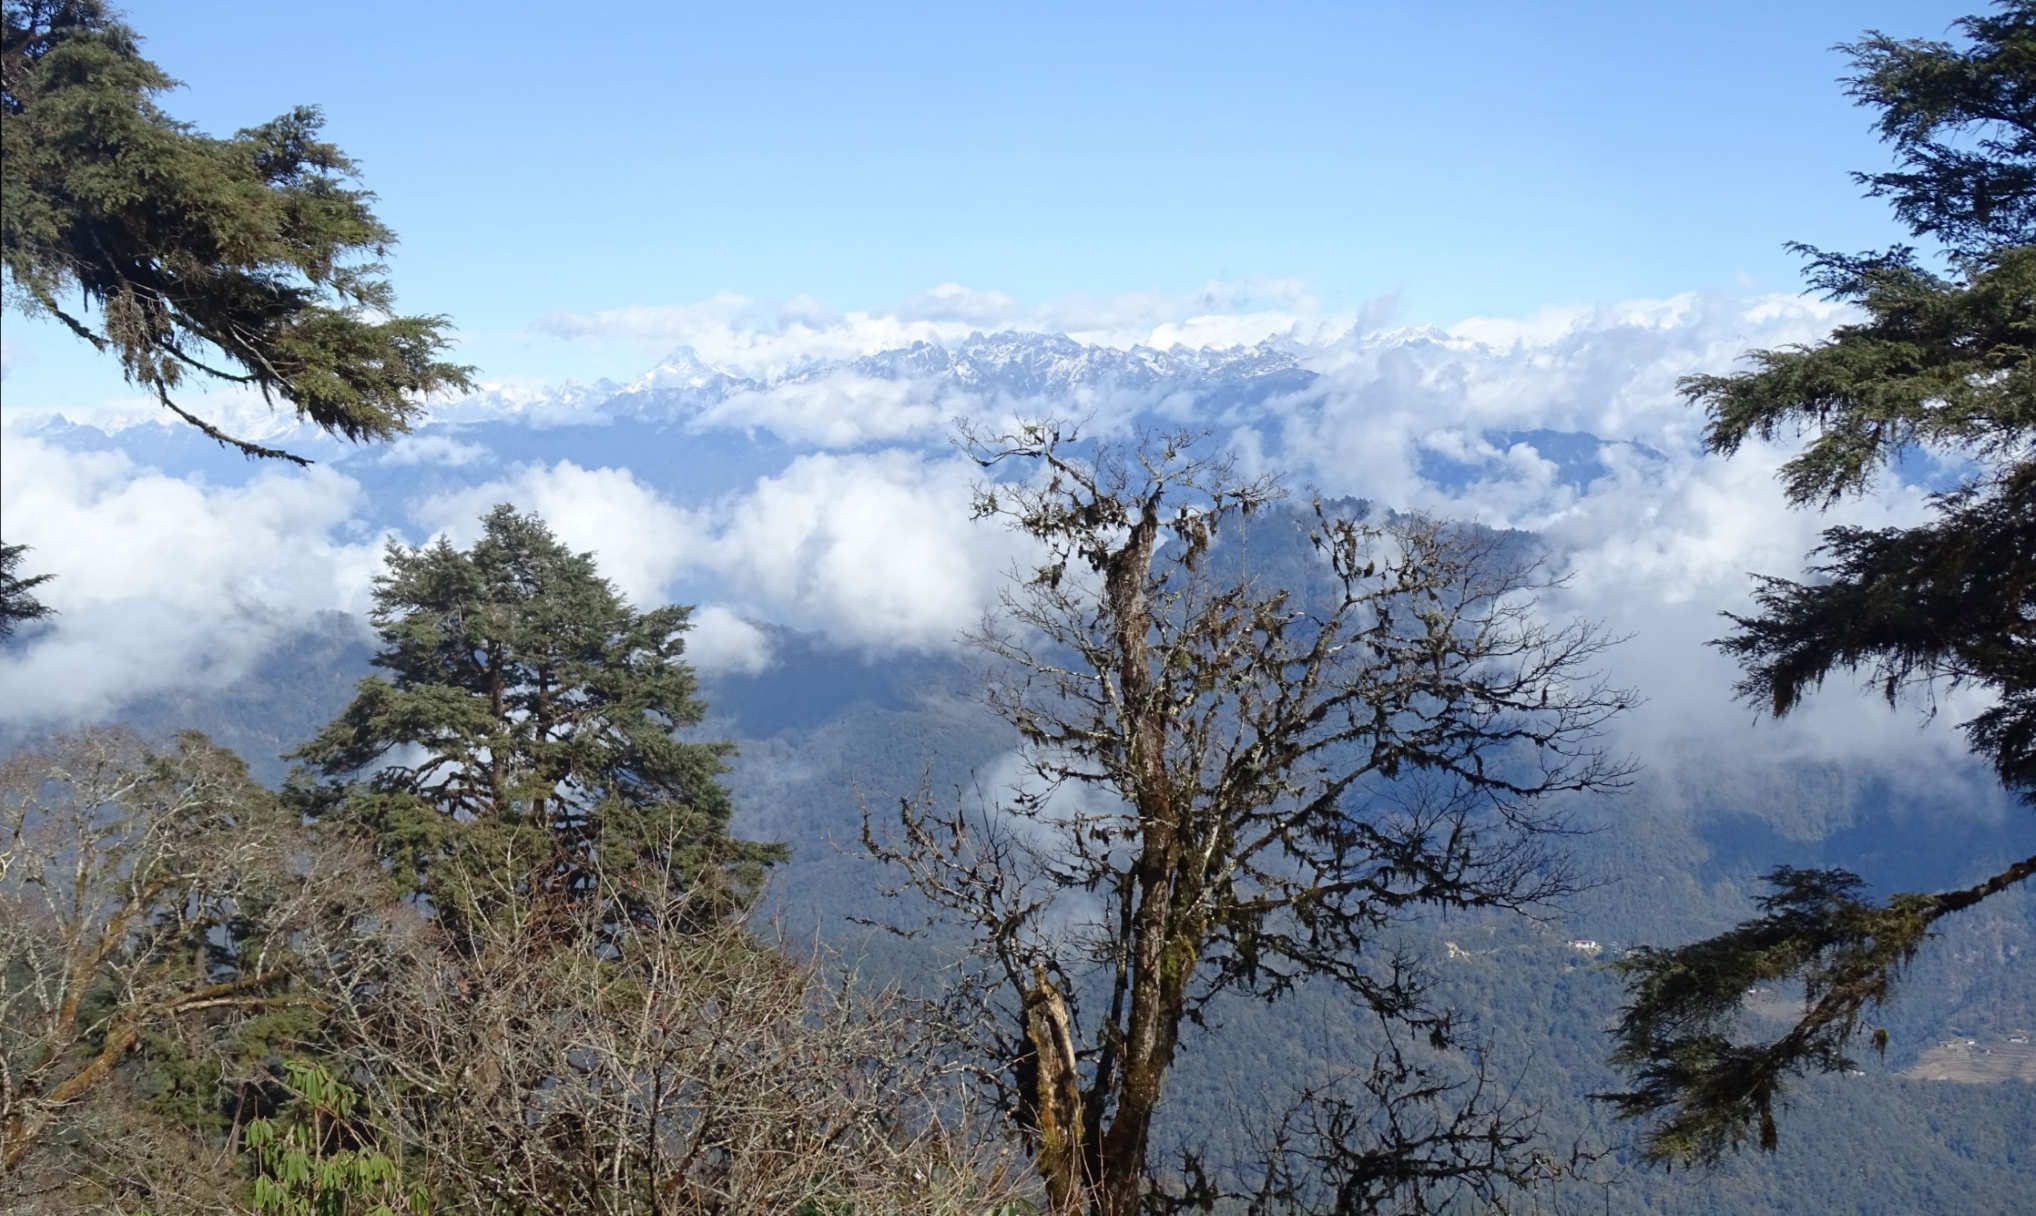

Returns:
1930,847,2036,916
41,302,107,351
152,385,312,466
1605,853,2036,1165
1617,5,2036,1169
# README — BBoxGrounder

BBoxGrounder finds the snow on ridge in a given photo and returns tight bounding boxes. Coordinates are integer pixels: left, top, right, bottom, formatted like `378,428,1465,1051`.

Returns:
0,323,1440,443
825,330,1306,394
8,296,1824,443
431,330,1322,435
0,319,1587,443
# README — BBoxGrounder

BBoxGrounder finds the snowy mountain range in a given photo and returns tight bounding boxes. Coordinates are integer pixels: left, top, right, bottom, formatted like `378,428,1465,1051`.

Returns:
8,329,1337,446
434,329,1325,433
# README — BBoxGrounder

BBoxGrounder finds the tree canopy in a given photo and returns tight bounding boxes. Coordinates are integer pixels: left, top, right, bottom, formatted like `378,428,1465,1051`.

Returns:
1608,1,2036,1166
0,0,470,463
288,505,783,915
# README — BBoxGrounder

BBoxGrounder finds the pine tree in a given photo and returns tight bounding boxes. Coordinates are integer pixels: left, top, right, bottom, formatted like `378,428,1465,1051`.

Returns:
1,0,470,463
1608,2,2036,1165
289,506,782,917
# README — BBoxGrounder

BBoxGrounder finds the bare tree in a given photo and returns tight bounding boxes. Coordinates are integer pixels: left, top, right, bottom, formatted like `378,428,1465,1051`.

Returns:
864,423,1632,1215
0,728,381,1210
3,728,1029,1214
320,838,1031,1216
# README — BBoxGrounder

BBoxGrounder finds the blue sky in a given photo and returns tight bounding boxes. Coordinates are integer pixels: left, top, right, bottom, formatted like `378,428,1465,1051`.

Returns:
2,0,1977,399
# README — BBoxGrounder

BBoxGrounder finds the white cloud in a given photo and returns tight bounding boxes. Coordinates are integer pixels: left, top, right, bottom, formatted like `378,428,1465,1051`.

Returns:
683,606,775,676
1146,311,1333,351
378,432,492,467
1261,291,1858,517
975,748,1126,935
1237,290,1966,791
405,450,1023,656
697,373,964,448
0,382,336,448
0,437,380,726
2,282,1993,800
894,283,1022,327
528,279,1373,375
0,438,375,617
408,461,705,606
700,450,1022,652
529,295,979,378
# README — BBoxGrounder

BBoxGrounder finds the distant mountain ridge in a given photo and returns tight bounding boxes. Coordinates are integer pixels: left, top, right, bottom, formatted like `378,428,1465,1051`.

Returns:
441,329,1322,431
10,323,1671,521
6,327,1444,442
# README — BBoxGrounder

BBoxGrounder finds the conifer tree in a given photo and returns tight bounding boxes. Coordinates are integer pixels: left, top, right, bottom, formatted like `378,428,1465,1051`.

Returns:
289,506,782,916
0,542,54,639
1608,2,2036,1165
1,0,470,463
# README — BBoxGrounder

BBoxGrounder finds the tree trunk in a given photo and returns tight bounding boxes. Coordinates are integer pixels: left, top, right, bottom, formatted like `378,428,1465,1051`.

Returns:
1027,966,1088,1214
1095,875,1192,1216
1090,499,1192,1216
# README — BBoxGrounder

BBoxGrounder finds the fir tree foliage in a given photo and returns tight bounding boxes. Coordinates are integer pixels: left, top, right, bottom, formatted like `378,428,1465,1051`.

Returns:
288,505,782,911
0,542,55,639
0,0,471,464
1610,2,2036,1166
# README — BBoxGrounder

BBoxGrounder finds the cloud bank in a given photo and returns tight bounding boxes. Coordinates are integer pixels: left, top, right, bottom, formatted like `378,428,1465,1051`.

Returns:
0,437,384,724
2,283,1988,801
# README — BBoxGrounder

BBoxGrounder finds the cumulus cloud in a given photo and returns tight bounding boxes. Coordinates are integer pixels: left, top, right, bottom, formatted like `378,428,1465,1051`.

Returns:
408,461,706,606
378,432,493,467
699,450,1023,652
0,437,381,726
1231,290,1968,792
697,373,965,448
683,606,776,676
0,439,376,617
1255,291,1852,514
406,450,1022,655
1524,443,1962,796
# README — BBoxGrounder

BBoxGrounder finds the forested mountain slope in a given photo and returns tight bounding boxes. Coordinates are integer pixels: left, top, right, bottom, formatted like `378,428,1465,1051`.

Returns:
15,502,2028,1215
